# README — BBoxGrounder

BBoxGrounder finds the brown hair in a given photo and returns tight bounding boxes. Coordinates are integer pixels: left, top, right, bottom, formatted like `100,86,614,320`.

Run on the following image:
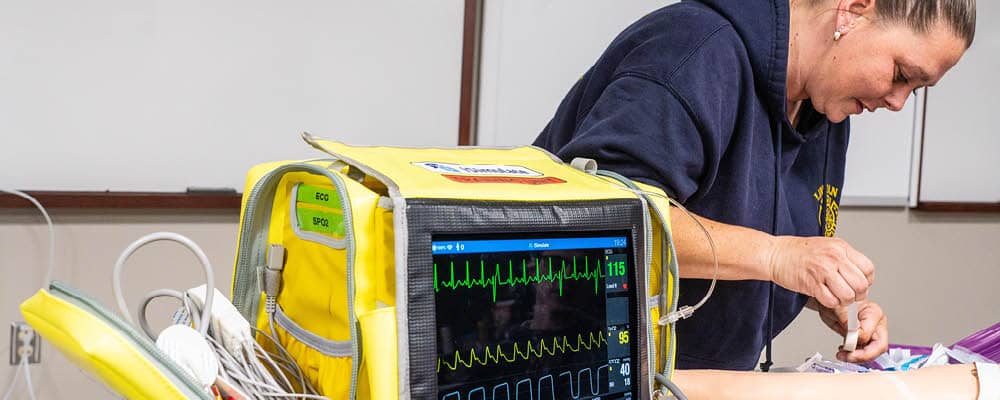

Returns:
815,0,977,47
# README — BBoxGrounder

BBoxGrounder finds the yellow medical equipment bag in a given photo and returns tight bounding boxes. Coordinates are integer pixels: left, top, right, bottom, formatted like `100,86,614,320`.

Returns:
230,133,680,400
20,282,213,400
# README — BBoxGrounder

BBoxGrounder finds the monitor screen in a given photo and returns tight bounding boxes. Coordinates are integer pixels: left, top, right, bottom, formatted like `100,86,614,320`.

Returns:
433,231,638,400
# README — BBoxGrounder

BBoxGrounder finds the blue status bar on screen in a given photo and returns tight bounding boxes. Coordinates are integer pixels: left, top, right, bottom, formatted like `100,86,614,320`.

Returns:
431,236,627,255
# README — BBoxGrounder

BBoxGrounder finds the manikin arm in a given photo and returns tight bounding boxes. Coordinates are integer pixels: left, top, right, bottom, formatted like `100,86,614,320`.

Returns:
671,364,984,400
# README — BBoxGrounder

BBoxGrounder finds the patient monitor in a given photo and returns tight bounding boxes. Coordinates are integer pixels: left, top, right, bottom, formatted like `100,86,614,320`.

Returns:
433,231,640,399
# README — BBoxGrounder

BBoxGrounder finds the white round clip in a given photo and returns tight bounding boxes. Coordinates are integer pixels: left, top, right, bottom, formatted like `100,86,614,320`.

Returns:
156,324,219,390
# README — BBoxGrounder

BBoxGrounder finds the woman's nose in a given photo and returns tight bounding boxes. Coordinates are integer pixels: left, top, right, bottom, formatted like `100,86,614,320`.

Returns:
884,86,911,112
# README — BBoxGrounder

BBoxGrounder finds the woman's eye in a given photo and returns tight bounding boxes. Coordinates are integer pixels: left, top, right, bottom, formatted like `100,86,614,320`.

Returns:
894,66,908,83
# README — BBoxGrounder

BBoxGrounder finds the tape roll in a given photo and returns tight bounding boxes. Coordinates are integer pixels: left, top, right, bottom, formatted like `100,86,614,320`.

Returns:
843,302,859,352
843,329,859,352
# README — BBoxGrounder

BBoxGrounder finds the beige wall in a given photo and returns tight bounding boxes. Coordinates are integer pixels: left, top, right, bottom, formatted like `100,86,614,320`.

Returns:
1,209,239,399
772,208,1000,367
1,207,998,398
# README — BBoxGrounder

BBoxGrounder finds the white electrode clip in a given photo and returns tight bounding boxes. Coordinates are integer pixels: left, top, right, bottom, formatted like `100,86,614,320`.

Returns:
155,324,220,391
186,285,253,356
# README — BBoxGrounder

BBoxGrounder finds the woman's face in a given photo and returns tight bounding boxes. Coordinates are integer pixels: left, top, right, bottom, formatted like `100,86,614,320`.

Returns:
808,19,967,123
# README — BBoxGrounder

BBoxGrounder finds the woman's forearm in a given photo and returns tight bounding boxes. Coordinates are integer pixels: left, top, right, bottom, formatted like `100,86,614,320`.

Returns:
669,206,777,281
669,205,876,308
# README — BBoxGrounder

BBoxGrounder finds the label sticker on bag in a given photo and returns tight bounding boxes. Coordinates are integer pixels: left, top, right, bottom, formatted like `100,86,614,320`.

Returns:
412,161,566,184
296,184,341,208
441,175,567,185
412,162,543,177
296,207,345,236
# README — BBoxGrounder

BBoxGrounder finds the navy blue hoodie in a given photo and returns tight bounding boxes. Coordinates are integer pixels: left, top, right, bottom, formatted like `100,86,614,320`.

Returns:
534,0,849,370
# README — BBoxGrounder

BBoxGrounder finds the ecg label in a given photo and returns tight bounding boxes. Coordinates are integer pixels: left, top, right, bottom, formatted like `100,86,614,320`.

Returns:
434,255,619,301
438,331,608,372
440,365,609,400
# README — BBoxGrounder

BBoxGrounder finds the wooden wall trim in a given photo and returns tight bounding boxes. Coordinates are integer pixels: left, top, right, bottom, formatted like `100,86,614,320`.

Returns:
916,202,1000,213
916,88,929,205
458,0,484,146
0,191,242,209
912,88,998,212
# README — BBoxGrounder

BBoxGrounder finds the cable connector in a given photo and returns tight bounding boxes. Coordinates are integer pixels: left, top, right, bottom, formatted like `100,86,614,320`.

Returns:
267,244,285,272
263,244,285,314
569,157,598,174
262,244,285,299
170,306,192,326
659,305,695,326
187,285,253,356
265,296,277,315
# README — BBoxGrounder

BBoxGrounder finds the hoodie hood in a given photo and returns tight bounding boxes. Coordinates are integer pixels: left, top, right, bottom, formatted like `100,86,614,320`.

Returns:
690,0,796,133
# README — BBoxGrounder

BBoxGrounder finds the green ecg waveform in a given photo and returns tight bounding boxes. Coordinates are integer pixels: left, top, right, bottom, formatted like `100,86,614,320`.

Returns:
437,330,608,372
434,256,605,301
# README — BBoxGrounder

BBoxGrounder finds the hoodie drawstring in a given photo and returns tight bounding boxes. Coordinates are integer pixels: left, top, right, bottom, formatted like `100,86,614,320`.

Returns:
761,120,783,372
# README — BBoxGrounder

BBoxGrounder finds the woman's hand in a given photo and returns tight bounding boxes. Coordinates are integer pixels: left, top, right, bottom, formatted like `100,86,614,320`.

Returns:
810,299,889,363
769,236,875,308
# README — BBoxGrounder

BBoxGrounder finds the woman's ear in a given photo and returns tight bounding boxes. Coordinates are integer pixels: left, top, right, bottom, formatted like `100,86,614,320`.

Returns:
834,0,875,38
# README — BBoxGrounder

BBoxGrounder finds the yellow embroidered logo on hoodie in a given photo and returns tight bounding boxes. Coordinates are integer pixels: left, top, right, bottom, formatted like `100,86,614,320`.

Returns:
812,184,840,237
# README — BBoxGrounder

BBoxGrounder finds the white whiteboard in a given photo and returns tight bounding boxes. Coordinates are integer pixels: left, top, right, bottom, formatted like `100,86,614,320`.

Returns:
0,0,463,192
920,1,1000,204
477,0,918,207
842,95,922,206
476,0,677,147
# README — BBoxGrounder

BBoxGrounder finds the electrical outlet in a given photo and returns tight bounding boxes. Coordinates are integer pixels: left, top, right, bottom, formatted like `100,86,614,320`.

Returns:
9,322,41,365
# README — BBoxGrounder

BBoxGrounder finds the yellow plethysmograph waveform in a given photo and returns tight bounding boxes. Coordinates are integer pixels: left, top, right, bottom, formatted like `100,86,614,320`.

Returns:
437,330,608,372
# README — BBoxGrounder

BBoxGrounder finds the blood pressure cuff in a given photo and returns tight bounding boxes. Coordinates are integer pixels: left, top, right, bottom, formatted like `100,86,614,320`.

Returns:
20,282,212,400
230,134,680,399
